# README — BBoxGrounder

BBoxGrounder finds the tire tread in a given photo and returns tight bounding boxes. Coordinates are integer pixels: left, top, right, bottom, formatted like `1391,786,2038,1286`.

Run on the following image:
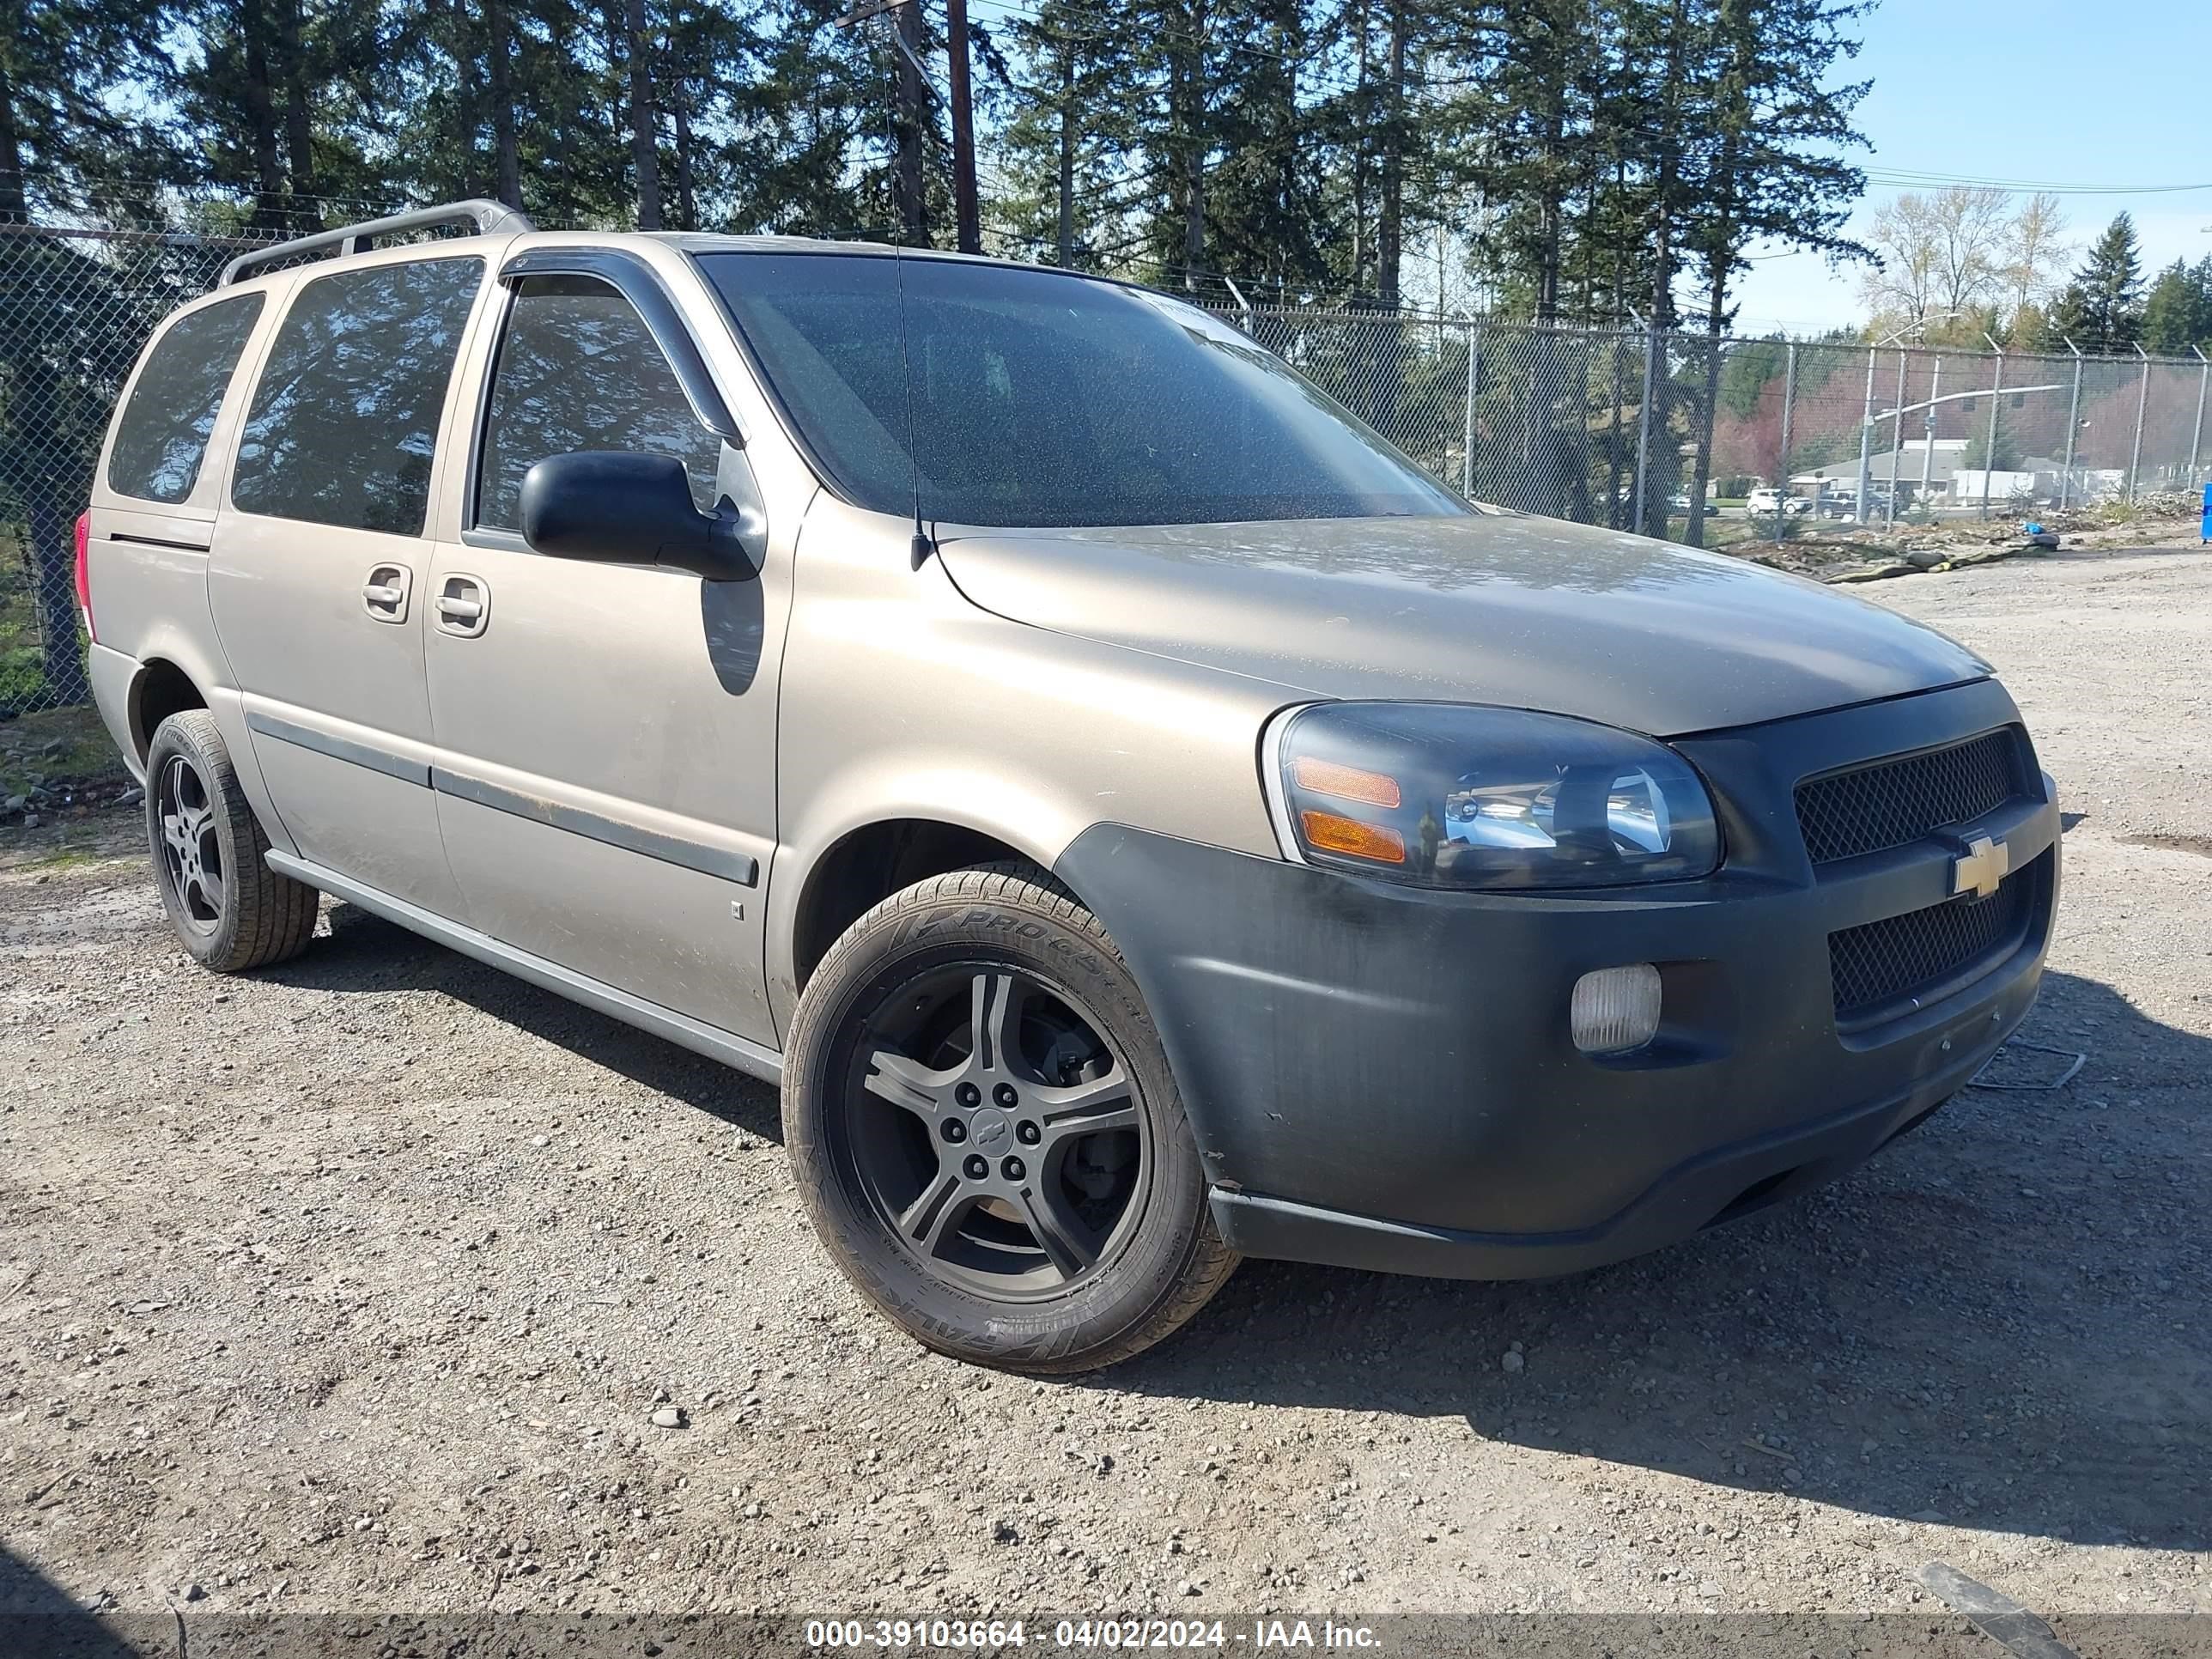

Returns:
149,711,319,973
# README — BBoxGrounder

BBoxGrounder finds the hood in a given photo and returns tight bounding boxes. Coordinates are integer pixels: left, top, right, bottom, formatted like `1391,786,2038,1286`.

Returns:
935,513,1988,737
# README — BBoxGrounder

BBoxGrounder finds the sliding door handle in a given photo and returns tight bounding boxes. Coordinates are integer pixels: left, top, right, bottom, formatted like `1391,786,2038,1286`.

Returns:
362,564,412,622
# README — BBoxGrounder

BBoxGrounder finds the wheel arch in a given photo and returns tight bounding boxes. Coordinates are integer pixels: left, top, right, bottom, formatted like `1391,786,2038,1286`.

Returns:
787,816,1071,1003
128,657,210,763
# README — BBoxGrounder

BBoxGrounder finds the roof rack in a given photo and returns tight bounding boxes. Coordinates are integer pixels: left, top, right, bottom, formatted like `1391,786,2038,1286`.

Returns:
217,199,537,287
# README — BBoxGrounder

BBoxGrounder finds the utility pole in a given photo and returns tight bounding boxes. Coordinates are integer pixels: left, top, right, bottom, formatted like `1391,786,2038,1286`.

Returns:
894,0,928,244
1055,51,1076,265
946,0,981,253
836,0,936,246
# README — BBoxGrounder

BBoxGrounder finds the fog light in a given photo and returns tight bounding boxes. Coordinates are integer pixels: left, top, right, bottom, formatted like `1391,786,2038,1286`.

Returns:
1571,963,1662,1055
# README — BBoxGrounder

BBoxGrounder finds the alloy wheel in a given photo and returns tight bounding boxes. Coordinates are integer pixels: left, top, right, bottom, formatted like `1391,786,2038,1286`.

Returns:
843,965,1149,1300
155,752,225,933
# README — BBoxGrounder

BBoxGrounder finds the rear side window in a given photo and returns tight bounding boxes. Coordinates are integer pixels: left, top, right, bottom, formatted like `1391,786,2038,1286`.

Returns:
474,275,722,530
231,256,484,535
106,295,265,504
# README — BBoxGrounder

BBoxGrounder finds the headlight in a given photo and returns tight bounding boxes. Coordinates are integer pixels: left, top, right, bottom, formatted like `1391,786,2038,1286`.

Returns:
1267,702,1722,890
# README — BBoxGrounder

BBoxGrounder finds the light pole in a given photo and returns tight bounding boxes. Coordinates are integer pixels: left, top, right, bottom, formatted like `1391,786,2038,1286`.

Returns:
1624,305,1656,537
2192,345,2209,483
1857,314,1957,526
1886,344,1908,528
1920,356,1942,514
2129,343,2151,504
2059,338,2083,510
1979,331,2004,520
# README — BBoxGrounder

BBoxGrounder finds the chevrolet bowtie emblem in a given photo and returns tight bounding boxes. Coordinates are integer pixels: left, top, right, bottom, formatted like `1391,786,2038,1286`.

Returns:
1951,834,2010,900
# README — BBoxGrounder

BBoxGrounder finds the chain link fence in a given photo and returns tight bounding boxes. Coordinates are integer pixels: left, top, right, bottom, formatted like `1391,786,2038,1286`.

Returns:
6,219,2211,724
1210,301,2212,543
1,222,274,723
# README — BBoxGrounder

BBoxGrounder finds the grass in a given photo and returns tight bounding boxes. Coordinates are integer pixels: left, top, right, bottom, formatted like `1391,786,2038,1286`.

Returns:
0,556,52,714
1,537,131,807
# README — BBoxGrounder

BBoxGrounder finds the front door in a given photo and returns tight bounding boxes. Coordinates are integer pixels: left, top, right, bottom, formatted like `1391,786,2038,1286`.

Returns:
424,266,787,1047
209,252,489,916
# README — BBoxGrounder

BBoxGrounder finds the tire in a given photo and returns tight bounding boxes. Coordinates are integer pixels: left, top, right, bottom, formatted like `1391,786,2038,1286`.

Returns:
145,710,319,973
783,862,1238,1374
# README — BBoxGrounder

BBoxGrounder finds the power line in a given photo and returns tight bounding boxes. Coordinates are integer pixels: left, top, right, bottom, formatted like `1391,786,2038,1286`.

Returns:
1859,167,2212,198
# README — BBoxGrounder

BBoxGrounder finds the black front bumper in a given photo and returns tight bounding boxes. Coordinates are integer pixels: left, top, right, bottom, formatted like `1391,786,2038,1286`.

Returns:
1054,678,2059,1281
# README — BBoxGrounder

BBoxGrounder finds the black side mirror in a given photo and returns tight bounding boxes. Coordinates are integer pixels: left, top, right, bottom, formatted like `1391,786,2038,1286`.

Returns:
519,451,757,580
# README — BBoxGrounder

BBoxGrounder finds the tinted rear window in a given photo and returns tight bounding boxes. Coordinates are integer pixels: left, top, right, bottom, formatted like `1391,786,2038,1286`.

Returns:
106,295,265,504
697,252,1466,529
231,257,483,534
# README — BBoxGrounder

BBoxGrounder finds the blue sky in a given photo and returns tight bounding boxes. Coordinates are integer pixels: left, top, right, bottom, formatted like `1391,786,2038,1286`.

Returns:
1731,0,2212,334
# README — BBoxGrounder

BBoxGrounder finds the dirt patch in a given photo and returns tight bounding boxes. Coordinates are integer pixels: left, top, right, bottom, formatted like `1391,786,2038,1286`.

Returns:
2,555,2209,1631
2123,834,2212,859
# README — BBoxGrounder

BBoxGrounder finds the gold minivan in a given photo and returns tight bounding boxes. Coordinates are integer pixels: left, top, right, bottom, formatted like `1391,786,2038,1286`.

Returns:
82,203,2059,1372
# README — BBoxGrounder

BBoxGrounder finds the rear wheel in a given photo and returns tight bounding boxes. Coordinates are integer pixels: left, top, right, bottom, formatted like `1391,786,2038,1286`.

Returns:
784,863,1237,1373
145,711,318,972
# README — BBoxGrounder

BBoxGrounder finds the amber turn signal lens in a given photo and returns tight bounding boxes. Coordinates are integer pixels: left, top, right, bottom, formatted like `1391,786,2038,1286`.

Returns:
1299,810,1406,864
1291,755,1403,809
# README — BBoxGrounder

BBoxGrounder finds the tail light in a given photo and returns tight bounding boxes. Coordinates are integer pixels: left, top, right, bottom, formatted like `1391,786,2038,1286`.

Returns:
73,510,95,643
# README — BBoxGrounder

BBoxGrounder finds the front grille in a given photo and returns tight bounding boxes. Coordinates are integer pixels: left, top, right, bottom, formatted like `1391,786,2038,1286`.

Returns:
1827,851,2045,1019
1796,728,2027,866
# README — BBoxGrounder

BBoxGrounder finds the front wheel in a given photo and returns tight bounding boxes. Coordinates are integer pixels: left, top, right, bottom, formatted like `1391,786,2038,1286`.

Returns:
783,863,1237,1373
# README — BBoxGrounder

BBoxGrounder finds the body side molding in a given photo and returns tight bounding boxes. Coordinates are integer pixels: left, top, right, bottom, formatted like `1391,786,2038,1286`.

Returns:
246,709,432,786
246,711,759,886
431,766,760,886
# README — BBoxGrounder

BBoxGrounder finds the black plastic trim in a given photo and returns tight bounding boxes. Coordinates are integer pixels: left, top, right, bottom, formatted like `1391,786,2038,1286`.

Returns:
243,711,756,884
495,247,741,444
245,710,430,787
1052,682,2058,1276
1207,1075,1962,1281
429,766,759,886
109,532,214,553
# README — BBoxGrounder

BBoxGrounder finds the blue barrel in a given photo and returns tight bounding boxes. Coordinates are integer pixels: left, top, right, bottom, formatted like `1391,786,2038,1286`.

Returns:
2203,481,2212,543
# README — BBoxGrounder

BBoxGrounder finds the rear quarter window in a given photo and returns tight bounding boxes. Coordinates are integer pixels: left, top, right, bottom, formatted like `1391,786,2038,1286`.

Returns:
230,256,484,535
105,294,266,504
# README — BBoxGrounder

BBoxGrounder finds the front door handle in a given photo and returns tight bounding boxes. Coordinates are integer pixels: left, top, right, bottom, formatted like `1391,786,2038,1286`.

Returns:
435,574,489,638
362,564,412,623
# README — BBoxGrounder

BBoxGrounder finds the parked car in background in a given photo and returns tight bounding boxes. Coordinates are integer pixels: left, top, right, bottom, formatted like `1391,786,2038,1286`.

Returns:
1747,487,1810,518
78,203,2062,1374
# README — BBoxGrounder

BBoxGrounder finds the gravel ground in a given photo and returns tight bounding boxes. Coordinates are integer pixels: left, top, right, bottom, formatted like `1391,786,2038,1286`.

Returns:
2,545,2207,1636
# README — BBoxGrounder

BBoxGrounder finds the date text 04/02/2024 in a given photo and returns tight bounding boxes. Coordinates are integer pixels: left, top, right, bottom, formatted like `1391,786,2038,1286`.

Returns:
803,1618,1384,1650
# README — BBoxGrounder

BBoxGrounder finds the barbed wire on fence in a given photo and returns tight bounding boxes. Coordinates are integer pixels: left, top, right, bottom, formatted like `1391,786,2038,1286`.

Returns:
4,220,2210,724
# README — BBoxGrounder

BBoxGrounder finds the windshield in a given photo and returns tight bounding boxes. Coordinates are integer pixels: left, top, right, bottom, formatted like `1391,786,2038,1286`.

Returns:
696,251,1469,530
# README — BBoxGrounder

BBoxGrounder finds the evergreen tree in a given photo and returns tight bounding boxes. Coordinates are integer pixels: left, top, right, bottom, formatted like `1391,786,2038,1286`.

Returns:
1678,0,1871,544
2141,256,2212,355
2049,212,2145,354
0,0,183,219
992,1,1146,268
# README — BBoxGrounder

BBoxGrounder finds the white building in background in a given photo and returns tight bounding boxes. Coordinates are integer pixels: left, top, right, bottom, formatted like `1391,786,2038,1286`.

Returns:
1801,440,2126,509
1803,439,1969,506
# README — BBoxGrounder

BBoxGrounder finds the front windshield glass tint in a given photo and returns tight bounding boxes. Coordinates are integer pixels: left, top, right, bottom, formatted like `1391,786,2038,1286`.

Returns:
697,252,1468,529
